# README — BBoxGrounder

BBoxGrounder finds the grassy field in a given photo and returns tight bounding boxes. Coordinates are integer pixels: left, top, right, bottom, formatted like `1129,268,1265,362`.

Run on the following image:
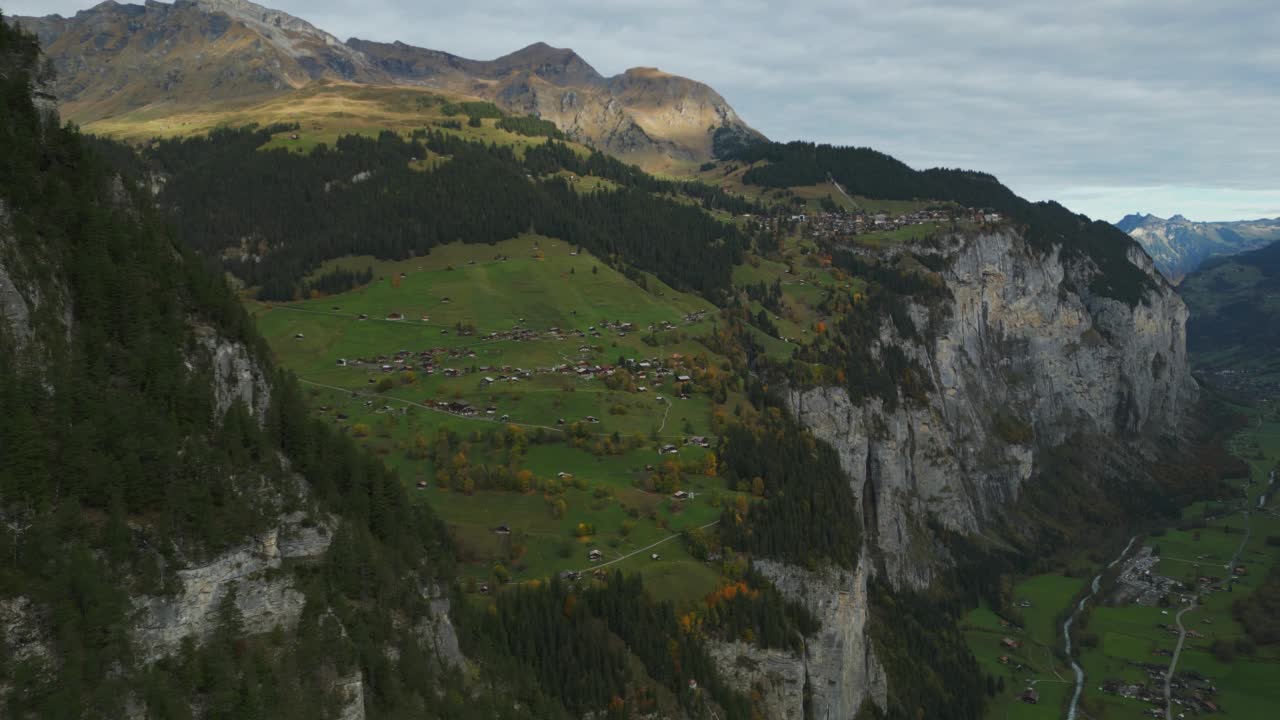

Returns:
86,82,578,157
248,234,751,607
962,574,1083,720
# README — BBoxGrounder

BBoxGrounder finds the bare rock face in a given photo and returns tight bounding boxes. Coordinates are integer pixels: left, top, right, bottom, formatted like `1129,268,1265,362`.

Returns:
334,671,366,720
0,200,73,362
707,640,807,716
131,512,334,662
728,230,1196,714
710,554,887,719
344,38,765,168
0,595,53,666
0,205,34,351
195,329,272,420
420,592,466,670
790,231,1195,592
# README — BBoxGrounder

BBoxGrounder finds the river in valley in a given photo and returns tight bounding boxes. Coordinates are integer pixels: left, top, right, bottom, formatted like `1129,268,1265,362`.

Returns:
1064,535,1136,720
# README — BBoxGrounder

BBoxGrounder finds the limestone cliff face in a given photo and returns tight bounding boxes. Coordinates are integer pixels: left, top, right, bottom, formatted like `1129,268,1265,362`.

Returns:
711,229,1196,718
194,327,273,420
131,509,334,662
709,555,887,720
0,199,73,362
791,230,1196,591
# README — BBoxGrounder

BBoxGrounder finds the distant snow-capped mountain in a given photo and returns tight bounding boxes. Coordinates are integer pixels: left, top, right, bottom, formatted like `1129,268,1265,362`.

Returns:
1116,212,1280,283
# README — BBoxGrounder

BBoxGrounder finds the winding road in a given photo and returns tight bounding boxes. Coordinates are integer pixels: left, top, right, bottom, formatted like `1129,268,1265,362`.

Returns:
573,520,720,574
1163,596,1198,720
1162,507,1252,720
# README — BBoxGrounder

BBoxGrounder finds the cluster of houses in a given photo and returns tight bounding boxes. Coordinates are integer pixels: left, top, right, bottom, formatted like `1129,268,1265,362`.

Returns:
335,317,707,393
1112,547,1187,605
1100,664,1220,715
742,206,1004,243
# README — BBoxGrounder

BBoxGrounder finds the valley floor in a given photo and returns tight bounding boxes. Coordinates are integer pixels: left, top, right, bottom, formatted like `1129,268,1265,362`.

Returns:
964,415,1280,720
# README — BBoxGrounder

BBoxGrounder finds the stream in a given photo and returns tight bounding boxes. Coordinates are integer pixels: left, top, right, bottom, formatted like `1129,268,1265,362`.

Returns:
1064,535,1136,720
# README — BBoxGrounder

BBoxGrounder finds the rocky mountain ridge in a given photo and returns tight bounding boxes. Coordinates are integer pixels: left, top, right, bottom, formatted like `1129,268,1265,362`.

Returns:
13,0,761,167
1117,211,1280,283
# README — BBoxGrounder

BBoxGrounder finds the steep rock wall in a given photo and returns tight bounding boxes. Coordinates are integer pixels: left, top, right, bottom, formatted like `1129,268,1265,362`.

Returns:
719,230,1198,718
131,510,334,662
790,231,1195,590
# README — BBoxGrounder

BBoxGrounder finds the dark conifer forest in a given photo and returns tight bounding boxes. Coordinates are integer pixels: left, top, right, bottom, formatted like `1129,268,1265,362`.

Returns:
129,127,755,302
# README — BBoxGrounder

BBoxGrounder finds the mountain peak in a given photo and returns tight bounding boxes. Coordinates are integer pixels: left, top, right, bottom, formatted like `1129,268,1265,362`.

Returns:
489,41,603,86
1116,212,1159,232
15,1,761,168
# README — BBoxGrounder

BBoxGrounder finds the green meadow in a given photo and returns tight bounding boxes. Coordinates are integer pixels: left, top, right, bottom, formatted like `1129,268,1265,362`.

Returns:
248,235,748,607
962,575,1081,720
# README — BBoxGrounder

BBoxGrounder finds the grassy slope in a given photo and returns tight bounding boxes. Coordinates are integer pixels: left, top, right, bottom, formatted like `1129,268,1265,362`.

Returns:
85,82,587,160
249,235,737,605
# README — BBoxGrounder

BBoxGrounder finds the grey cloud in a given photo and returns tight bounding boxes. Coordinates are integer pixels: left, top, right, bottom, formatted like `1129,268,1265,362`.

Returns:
9,0,1279,221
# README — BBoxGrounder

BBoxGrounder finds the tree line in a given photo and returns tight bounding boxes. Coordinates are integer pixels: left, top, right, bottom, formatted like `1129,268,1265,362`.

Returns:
126,127,749,302
723,138,1156,306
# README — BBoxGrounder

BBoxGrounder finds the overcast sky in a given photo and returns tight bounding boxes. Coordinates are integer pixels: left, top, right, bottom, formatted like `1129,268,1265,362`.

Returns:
11,0,1280,223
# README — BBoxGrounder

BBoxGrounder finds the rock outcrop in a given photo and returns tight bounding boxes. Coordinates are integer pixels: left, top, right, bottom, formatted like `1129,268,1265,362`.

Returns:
195,328,273,420
710,554,889,719
0,200,72,362
131,511,333,662
347,37,764,168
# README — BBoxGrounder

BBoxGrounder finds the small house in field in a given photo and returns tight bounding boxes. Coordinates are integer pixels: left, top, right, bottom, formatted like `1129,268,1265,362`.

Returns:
998,655,1009,665
446,401,474,416
672,491,690,500
588,549,603,562
416,480,428,489
1020,688,1039,705
493,525,511,535
386,312,403,320
1001,637,1020,649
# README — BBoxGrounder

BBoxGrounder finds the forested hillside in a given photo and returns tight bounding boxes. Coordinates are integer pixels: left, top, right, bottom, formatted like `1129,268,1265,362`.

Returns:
1179,239,1280,398
123,126,756,302
0,14,478,718
0,16,758,720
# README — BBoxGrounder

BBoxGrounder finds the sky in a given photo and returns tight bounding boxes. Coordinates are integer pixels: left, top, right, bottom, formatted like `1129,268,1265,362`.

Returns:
11,0,1280,223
